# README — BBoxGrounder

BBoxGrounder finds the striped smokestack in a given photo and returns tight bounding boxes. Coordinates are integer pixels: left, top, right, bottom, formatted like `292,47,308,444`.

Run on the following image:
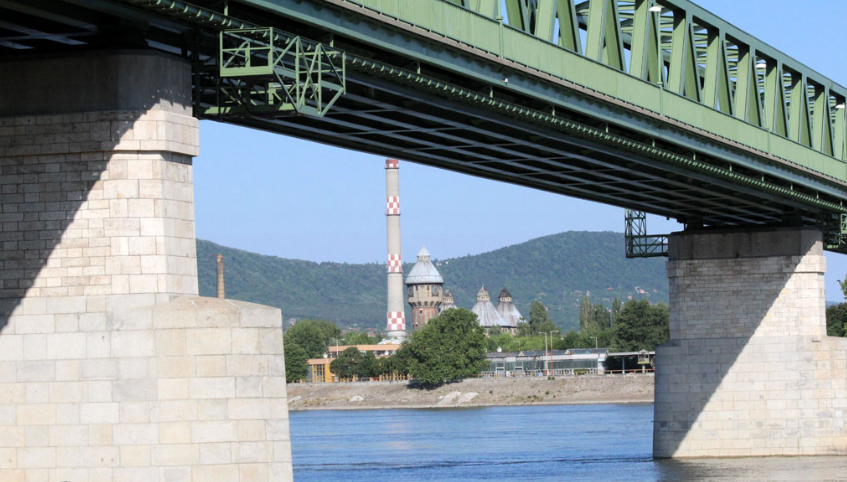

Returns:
216,254,225,299
385,159,406,341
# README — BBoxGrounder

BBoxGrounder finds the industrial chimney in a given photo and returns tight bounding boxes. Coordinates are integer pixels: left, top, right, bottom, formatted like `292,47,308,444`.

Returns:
216,254,225,299
385,159,407,342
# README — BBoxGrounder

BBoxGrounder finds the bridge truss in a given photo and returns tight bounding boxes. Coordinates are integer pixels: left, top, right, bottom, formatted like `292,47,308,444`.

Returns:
1,0,847,252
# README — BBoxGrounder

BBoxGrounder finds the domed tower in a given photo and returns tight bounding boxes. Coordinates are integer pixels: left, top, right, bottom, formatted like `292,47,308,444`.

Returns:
496,287,522,335
471,286,508,335
440,289,456,312
405,247,444,330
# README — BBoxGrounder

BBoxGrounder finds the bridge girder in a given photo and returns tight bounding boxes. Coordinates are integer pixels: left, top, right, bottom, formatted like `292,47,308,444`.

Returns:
2,0,847,251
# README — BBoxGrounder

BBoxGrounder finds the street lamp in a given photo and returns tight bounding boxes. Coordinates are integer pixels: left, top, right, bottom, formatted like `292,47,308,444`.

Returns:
590,336,598,349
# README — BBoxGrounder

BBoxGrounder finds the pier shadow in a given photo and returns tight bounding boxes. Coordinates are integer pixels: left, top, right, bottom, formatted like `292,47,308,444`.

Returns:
653,227,831,458
0,49,191,331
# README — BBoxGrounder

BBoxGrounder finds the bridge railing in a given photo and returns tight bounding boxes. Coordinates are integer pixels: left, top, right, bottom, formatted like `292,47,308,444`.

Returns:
341,0,847,180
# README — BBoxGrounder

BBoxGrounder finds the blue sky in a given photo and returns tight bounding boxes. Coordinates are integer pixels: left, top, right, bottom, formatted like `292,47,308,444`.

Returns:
193,0,847,300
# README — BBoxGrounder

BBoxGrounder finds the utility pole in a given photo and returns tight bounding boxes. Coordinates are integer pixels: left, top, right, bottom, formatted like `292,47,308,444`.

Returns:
591,336,598,349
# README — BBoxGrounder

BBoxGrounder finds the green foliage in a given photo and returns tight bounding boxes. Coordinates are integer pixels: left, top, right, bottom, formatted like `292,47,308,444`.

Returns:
556,328,614,350
612,297,622,321
284,319,341,359
578,297,592,330
342,331,381,346
612,299,669,352
579,296,615,333
406,308,488,386
519,300,557,336
197,232,668,331
330,347,364,379
826,303,847,337
382,343,413,375
358,351,379,378
283,338,309,383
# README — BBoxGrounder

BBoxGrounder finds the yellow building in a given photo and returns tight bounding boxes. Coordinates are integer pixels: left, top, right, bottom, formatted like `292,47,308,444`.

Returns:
307,344,402,383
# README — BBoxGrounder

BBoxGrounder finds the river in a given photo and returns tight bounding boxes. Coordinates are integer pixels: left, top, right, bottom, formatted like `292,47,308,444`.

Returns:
290,403,847,481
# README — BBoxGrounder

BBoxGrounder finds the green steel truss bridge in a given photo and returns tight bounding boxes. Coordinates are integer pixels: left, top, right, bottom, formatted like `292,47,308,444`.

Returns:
2,0,847,255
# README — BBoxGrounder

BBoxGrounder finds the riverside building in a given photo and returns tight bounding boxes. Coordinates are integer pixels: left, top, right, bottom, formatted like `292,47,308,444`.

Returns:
404,247,524,334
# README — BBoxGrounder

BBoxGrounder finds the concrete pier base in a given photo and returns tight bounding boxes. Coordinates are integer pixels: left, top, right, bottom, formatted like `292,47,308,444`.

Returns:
0,52,292,480
654,227,847,458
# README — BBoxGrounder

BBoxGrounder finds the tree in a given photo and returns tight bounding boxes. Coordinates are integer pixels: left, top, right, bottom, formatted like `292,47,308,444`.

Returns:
358,351,379,378
284,319,342,358
330,347,364,379
342,331,380,346
612,299,669,352
578,296,593,330
388,343,413,375
611,297,622,325
406,308,488,386
826,303,847,337
592,303,611,330
556,328,607,350
527,300,558,335
283,338,309,383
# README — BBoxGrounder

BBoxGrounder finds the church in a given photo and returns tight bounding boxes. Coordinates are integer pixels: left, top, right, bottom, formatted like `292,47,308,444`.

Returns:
405,247,523,335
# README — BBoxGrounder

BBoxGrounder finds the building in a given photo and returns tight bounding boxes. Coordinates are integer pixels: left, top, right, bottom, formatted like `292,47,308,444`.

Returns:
307,344,402,383
405,246,444,330
471,286,516,335
440,289,456,312
496,287,524,326
400,247,523,335
485,349,608,376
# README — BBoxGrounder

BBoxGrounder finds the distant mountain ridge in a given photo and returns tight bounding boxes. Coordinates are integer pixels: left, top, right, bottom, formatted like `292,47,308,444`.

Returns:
197,231,669,332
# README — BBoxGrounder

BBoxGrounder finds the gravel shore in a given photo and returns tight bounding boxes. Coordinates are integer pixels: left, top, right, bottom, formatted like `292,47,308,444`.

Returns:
287,374,654,411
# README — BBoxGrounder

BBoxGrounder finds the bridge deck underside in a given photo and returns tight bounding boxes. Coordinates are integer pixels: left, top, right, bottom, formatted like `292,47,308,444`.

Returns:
1,0,846,243
226,72,810,227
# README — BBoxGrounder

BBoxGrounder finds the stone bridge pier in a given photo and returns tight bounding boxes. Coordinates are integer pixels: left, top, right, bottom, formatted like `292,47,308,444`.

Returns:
654,227,847,458
0,51,292,481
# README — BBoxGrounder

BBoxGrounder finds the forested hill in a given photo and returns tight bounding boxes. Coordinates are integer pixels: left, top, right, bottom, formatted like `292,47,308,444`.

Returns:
197,231,668,332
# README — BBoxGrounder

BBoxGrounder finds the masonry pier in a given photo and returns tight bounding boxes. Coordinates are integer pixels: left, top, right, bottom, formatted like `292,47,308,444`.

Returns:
0,51,292,481
654,227,847,458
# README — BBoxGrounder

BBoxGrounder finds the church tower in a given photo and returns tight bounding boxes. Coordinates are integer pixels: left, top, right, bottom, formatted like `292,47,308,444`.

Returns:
405,247,444,330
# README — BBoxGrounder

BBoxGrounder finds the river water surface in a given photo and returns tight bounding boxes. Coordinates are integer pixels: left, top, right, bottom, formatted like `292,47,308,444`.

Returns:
290,403,847,481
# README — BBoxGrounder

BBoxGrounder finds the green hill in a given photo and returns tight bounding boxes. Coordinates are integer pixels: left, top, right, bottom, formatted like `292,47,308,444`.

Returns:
197,231,668,332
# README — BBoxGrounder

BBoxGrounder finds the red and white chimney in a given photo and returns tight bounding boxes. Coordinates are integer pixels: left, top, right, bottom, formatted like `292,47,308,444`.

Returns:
385,159,406,341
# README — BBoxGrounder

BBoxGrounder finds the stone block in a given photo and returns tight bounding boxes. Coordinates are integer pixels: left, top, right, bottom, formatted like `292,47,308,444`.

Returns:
191,421,237,443
110,331,154,358
159,422,191,444
113,423,158,445
158,379,189,401
189,378,234,400
151,444,199,466
187,329,231,355
192,464,239,482
199,443,231,465
80,446,120,468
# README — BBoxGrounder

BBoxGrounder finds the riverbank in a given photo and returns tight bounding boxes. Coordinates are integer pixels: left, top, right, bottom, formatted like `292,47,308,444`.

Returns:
287,374,654,411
